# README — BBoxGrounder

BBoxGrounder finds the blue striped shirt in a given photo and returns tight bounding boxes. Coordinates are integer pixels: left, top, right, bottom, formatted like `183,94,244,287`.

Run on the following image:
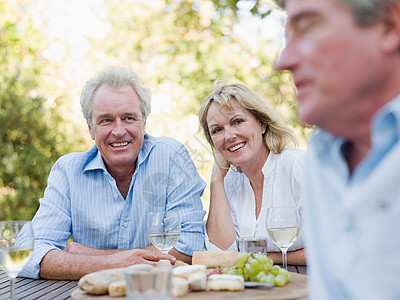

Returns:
304,95,400,299
20,134,206,279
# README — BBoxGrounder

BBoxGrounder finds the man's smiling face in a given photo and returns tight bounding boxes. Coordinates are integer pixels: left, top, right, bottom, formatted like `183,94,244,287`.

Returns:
88,85,145,176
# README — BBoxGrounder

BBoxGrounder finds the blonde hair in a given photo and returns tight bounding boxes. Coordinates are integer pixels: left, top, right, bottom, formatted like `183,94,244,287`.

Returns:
199,82,297,154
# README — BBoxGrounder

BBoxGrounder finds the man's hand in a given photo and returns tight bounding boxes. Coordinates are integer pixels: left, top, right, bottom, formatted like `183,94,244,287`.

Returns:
64,242,178,265
143,245,191,264
143,245,158,251
107,248,176,266
40,244,177,280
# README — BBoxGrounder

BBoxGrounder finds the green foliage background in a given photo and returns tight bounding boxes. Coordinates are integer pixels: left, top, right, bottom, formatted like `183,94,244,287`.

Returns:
0,0,307,221
0,0,85,219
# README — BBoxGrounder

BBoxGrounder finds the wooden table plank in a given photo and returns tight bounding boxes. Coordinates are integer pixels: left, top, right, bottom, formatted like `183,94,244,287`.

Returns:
15,278,55,296
39,281,78,300
0,272,9,281
22,281,73,300
0,279,11,290
16,279,62,299
296,266,307,275
0,276,38,286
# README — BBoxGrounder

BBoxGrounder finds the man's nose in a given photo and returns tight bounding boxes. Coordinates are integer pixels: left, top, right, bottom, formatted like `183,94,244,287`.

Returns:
275,39,297,72
111,119,126,136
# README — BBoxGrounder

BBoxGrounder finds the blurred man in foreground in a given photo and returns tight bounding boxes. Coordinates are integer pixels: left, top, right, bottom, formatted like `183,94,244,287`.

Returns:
275,0,400,298
20,66,206,280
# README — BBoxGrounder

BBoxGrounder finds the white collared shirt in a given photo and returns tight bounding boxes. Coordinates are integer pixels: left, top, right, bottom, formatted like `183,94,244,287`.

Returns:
206,147,306,252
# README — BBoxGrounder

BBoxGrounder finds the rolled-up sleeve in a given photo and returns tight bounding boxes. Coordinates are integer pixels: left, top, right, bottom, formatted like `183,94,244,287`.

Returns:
19,158,72,279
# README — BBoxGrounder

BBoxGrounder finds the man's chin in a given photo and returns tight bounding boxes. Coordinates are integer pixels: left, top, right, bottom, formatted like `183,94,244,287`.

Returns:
298,109,318,127
298,97,330,125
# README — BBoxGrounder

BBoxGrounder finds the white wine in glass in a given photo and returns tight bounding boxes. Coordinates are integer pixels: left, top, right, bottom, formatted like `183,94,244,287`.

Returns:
148,211,181,254
0,221,34,300
266,207,300,270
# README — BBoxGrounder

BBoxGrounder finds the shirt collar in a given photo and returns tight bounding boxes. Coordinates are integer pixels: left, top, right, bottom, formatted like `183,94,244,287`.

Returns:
312,94,400,152
310,94,400,178
84,145,107,172
310,128,344,164
371,94,400,148
135,133,154,174
83,133,154,174
261,151,276,178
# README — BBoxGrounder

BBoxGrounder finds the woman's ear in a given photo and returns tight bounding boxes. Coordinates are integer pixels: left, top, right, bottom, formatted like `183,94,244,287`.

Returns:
261,123,267,134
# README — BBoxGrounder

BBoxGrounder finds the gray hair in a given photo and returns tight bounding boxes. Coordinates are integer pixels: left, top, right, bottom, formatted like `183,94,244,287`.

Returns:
80,66,151,125
276,0,392,25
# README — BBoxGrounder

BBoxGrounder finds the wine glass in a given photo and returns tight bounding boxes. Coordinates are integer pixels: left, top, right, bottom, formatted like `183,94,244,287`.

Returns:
148,211,181,254
266,207,300,270
0,221,34,300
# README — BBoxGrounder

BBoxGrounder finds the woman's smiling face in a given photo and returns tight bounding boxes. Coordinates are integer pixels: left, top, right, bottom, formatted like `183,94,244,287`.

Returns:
207,100,267,169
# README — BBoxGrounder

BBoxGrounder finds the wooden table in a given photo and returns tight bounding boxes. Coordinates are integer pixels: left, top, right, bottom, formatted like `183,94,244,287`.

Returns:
0,266,307,299
0,270,78,300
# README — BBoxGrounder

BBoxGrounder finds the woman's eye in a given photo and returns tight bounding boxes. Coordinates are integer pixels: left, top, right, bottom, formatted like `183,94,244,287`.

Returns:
233,119,243,125
211,128,222,135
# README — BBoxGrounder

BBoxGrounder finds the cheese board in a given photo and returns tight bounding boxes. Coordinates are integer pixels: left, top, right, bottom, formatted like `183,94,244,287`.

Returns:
71,272,307,300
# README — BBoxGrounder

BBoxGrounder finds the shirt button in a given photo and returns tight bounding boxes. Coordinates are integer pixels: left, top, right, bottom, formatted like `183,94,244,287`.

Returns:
114,194,118,199
123,222,128,227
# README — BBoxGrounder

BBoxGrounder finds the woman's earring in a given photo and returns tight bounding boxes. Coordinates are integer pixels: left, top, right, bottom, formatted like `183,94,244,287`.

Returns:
261,124,266,134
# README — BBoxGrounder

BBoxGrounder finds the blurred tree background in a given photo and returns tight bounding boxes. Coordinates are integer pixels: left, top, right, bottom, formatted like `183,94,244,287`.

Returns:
0,0,306,221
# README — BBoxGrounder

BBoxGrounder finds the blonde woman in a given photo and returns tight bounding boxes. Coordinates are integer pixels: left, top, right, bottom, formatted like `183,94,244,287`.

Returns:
199,82,306,266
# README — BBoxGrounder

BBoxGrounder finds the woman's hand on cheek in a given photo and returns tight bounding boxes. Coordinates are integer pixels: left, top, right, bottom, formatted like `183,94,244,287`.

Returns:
211,151,231,179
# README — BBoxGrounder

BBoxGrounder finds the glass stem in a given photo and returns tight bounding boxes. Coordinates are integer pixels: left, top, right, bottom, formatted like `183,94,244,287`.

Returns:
10,277,16,300
281,248,288,270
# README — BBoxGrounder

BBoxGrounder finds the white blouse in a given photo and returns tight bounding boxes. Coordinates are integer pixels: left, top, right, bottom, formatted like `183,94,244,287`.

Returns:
205,147,306,252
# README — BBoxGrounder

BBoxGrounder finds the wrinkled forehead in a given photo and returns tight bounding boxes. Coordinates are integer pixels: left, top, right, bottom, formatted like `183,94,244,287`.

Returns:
282,0,352,17
282,0,352,35
284,0,325,15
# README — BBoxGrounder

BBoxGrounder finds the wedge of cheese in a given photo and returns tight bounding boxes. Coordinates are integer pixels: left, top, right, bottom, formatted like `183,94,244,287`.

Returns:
205,274,244,291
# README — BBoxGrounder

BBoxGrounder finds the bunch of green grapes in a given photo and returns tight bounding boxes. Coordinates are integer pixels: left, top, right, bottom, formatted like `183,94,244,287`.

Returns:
221,252,290,287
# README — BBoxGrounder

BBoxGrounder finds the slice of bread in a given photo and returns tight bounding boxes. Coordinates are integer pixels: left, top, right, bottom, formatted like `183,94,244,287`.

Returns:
192,251,240,268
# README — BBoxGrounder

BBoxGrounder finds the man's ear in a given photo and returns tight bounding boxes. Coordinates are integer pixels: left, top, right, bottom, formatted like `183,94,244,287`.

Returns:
87,121,95,140
380,2,400,54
